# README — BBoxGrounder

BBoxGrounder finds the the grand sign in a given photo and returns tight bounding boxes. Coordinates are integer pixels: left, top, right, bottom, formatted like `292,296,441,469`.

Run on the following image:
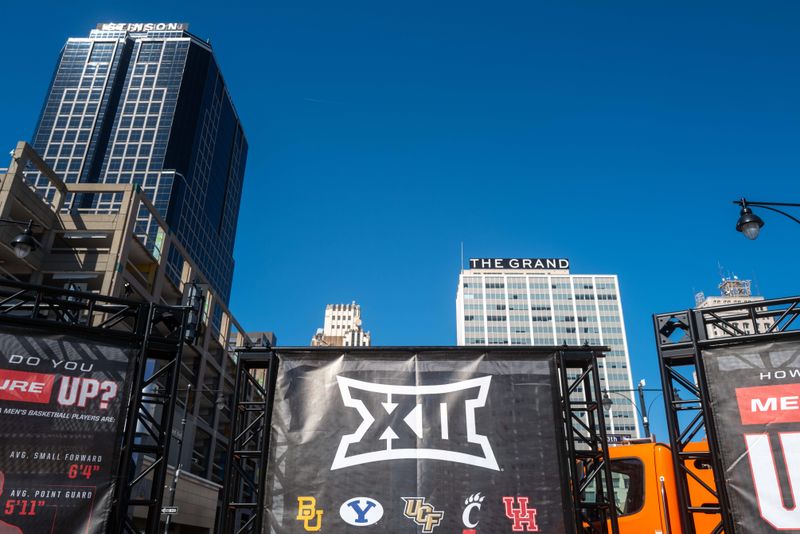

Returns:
96,22,189,32
468,258,569,270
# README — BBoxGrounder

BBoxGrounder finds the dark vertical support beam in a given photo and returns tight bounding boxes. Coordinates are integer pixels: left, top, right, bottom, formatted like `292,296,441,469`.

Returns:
654,313,693,534
588,350,619,534
560,350,618,534
111,302,153,533
113,303,188,533
689,311,736,534
217,350,276,534
558,350,580,516
218,350,246,534
253,352,279,534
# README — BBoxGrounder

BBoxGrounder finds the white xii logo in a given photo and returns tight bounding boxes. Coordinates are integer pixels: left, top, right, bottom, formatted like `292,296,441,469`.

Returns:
331,376,498,471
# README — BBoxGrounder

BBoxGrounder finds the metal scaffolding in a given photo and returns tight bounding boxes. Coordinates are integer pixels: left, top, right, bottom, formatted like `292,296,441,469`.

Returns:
654,294,800,534
0,279,189,533
218,346,618,534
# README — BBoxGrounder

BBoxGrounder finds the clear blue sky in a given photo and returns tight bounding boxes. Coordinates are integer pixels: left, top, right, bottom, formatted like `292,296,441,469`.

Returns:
1,1,798,439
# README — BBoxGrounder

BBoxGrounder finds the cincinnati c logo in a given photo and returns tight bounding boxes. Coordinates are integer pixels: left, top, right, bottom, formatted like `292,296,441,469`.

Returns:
332,376,498,470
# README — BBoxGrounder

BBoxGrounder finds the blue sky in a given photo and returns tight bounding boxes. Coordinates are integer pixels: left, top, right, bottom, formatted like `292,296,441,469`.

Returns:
1,1,798,438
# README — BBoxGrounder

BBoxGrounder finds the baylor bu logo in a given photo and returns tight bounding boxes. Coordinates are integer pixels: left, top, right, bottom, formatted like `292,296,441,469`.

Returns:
745,432,800,529
296,497,323,532
331,376,498,471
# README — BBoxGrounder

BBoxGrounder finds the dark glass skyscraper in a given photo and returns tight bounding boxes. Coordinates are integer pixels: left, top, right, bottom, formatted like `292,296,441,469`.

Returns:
32,23,247,302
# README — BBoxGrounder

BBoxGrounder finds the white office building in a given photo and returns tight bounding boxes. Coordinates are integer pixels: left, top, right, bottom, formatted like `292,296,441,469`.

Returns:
456,258,640,438
695,276,772,338
311,301,371,347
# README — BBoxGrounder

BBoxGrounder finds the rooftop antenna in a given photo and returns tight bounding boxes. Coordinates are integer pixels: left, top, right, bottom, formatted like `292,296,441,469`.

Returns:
460,241,464,273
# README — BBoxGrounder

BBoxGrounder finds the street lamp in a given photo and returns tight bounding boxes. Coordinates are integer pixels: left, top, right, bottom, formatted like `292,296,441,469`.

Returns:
733,198,800,240
602,379,665,439
0,219,40,259
163,385,227,533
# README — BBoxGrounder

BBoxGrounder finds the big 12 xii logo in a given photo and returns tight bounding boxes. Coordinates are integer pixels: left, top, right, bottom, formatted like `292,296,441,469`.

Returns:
332,376,498,471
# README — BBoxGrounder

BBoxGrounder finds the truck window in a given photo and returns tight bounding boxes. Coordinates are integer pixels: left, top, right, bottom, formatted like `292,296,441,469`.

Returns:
611,458,645,516
580,458,645,516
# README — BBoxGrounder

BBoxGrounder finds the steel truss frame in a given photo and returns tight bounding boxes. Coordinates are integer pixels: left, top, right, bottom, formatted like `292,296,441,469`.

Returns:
559,349,620,534
218,346,618,534
218,350,277,534
0,279,188,533
654,295,800,534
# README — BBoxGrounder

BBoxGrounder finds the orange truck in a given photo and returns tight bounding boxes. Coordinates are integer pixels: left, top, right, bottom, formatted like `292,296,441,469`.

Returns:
605,440,721,533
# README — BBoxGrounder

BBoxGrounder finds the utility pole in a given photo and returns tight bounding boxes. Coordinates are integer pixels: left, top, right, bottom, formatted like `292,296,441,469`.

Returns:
638,379,650,438
163,385,190,533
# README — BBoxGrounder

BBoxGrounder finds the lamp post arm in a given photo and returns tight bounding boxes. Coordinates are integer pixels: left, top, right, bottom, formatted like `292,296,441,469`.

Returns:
733,200,800,226
605,391,643,420
749,205,800,226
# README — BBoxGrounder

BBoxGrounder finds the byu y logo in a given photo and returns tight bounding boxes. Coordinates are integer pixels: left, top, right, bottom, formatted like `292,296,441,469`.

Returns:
296,496,323,532
332,375,498,470
402,497,444,533
339,497,384,526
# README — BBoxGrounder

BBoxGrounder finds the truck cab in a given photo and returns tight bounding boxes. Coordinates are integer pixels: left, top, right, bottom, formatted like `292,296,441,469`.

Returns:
606,441,720,533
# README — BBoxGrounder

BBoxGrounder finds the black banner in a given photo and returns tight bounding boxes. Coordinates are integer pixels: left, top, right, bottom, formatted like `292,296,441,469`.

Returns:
0,326,137,533
265,350,572,533
703,339,800,533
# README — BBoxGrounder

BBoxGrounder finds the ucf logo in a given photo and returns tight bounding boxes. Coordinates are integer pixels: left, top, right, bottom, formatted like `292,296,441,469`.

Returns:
402,497,444,533
332,375,498,470
296,496,323,532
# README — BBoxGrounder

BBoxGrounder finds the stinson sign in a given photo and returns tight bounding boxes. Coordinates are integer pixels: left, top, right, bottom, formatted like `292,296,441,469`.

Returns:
96,22,188,32
469,258,570,270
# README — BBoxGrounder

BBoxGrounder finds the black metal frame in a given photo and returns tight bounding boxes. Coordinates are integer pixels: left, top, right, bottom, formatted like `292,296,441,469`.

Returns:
217,350,278,534
114,302,189,533
218,346,618,534
559,349,620,534
654,294,800,534
0,279,189,533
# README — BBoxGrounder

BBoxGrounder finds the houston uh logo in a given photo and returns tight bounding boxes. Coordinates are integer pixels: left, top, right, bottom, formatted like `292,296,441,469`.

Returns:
296,496,323,532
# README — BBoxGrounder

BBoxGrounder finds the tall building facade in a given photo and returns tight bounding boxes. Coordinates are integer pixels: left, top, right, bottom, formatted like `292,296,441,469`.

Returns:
311,302,371,347
30,22,247,302
456,258,639,438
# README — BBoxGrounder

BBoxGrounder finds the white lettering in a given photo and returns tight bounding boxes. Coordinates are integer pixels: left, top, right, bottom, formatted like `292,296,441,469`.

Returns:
508,259,519,268
752,398,778,412
0,380,45,393
746,433,800,529
782,396,800,410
